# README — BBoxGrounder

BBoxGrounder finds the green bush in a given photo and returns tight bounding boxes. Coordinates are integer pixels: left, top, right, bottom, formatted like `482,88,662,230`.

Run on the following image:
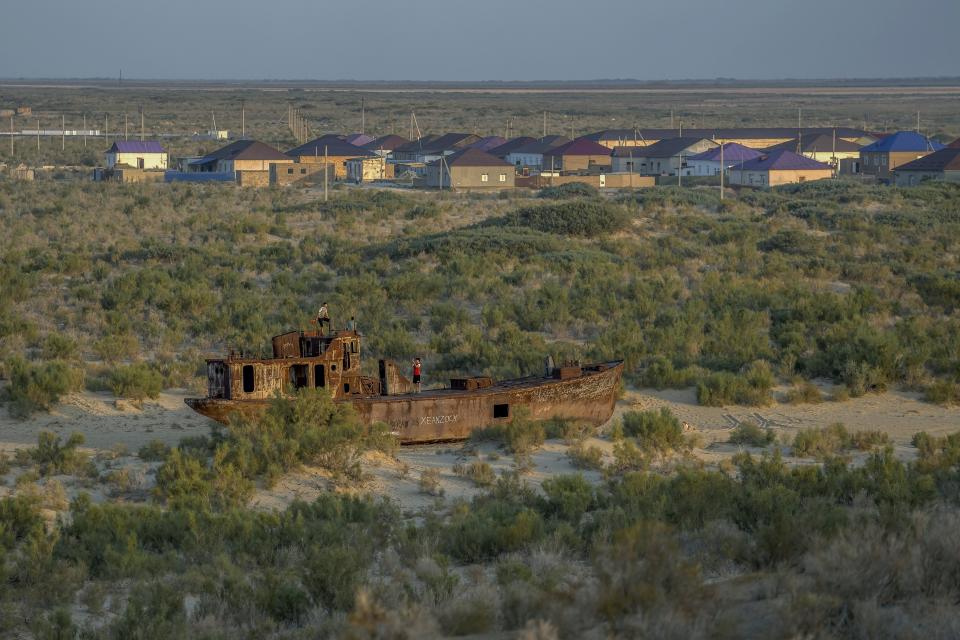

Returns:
507,200,630,237
108,363,163,400
697,361,774,407
924,380,960,405
137,440,171,462
728,422,776,447
4,358,84,418
454,461,496,488
537,182,599,199
566,442,605,470
785,381,823,404
792,423,889,459
27,432,91,476
622,407,688,454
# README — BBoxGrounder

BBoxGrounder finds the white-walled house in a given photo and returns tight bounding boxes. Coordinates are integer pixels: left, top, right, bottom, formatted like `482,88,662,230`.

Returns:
105,141,168,170
686,142,763,176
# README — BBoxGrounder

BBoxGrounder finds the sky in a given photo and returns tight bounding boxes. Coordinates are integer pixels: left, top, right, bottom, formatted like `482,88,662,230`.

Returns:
0,0,958,81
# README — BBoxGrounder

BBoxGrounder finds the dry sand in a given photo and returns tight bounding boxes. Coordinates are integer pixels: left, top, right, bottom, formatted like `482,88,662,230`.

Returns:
1,384,957,514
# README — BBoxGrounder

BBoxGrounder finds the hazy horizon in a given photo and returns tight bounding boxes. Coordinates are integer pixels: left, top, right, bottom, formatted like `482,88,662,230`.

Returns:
1,0,958,82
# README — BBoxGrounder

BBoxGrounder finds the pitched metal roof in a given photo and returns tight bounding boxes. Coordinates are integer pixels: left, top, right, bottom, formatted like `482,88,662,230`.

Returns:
202,140,291,162
344,133,375,147
508,135,570,155
860,131,945,153
486,136,536,157
765,133,862,153
735,149,832,171
687,142,763,163
428,147,513,168
894,148,960,172
108,140,165,154
286,134,376,158
393,133,478,154
614,137,715,158
468,136,508,152
948,138,960,149
585,127,870,142
362,134,410,151
543,137,612,157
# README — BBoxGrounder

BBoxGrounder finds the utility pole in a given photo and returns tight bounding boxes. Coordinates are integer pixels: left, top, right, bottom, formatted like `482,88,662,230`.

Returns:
241,100,245,138
105,114,108,143
360,97,365,135
124,112,128,140
140,106,144,141
83,114,86,148
543,111,547,138
61,114,65,151
37,118,40,152
323,145,328,202
9,116,13,157
916,111,920,134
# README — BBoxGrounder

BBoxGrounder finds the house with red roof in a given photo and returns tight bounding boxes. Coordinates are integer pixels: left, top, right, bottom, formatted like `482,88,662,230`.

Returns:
893,147,960,186
727,150,833,187
541,138,612,173
425,147,515,190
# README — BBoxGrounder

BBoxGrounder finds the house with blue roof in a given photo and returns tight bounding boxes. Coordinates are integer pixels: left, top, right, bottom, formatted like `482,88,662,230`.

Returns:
727,149,833,187
859,131,944,179
105,140,167,170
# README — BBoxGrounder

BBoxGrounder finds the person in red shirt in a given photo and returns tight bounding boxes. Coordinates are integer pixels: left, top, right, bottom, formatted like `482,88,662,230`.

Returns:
412,358,422,393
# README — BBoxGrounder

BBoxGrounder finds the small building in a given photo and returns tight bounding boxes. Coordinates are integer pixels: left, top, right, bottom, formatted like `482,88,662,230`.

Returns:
764,133,862,166
15,106,31,117
486,136,536,159
467,136,507,152
892,147,960,186
859,131,944,179
542,138,613,173
346,156,394,183
362,134,410,157
270,162,332,187
392,133,480,164
685,143,763,176
727,149,833,187
13,164,34,181
187,140,293,180
612,137,717,175
105,140,168,170
504,135,569,172
425,147,515,190
285,135,377,179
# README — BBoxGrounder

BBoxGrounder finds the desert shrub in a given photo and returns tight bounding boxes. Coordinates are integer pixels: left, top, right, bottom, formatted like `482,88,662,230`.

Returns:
697,361,774,407
0,494,44,550
137,440,171,462
728,422,776,447
792,423,887,459
924,380,960,405
108,362,163,400
784,380,823,404
476,408,545,456
543,416,594,442
109,581,187,639
565,442,605,470
508,200,629,237
541,474,595,523
419,468,443,496
609,439,649,475
849,430,890,451
4,358,84,418
537,182,598,199
405,203,440,219
622,407,687,454
454,461,496,488
639,356,703,389
40,334,78,361
27,432,91,476
0,452,9,476
441,490,544,562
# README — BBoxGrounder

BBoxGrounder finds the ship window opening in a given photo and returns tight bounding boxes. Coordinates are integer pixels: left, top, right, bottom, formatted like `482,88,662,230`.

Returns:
242,365,255,393
343,383,351,393
314,364,325,388
493,403,510,419
290,364,309,390
331,364,337,371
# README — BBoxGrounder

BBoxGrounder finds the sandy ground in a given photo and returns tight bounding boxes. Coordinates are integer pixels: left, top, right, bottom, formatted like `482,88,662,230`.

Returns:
1,385,957,514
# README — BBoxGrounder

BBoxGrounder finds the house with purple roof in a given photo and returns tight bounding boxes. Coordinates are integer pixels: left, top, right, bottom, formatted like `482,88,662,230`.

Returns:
105,140,168,170
686,143,763,176
727,149,833,187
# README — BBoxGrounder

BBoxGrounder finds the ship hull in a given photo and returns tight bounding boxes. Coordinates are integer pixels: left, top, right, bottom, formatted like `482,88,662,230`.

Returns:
186,361,623,444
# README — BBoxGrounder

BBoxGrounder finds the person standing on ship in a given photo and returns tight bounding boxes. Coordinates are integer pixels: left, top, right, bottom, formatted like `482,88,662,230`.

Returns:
412,358,422,393
317,302,330,335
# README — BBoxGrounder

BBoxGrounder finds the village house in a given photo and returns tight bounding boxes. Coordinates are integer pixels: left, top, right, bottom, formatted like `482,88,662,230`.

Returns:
346,156,394,183
612,137,717,175
859,131,945,180
362,134,410,157
285,134,378,179
764,133,862,166
892,142,960,186
344,133,375,147
424,147,515,190
541,138,612,173
187,140,293,186
392,133,480,164
727,149,833,187
468,136,507,152
105,140,168,170
487,136,537,159
504,135,569,172
686,142,763,176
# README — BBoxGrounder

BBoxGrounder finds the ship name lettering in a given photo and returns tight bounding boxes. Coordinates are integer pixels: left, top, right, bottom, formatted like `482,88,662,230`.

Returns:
419,414,458,425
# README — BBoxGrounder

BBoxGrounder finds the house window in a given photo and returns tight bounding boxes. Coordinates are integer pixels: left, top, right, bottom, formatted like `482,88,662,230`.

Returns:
300,168,306,174
493,404,510,419
287,168,294,174
481,174,489,182
499,174,506,182
242,365,255,393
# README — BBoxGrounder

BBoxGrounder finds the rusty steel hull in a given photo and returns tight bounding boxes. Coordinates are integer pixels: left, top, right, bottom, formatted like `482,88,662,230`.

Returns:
185,361,623,444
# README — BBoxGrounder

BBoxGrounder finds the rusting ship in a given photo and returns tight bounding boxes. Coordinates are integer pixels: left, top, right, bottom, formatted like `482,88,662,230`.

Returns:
185,328,623,444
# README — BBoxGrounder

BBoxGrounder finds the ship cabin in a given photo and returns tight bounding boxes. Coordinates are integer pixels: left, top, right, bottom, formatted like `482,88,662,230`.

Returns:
205,329,380,402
